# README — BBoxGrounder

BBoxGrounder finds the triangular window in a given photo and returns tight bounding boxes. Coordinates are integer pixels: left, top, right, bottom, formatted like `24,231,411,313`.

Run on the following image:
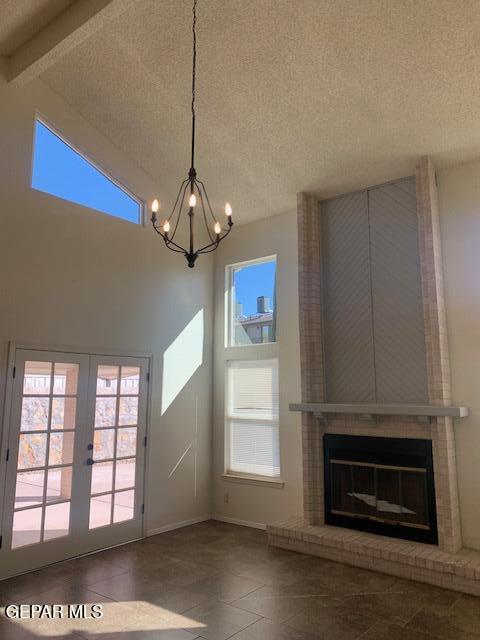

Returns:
32,119,142,224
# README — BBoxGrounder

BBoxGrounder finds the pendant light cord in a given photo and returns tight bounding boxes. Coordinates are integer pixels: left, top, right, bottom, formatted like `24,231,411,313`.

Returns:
190,0,197,172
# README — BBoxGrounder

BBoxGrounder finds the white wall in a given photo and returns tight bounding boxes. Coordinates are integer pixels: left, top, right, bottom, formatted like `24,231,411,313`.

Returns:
0,74,214,539
438,161,480,550
212,212,303,526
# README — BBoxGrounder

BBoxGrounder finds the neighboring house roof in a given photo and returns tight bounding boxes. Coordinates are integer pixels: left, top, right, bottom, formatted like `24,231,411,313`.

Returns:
239,313,273,327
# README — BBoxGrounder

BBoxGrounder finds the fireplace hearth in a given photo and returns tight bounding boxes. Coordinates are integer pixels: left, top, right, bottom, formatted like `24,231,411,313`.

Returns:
324,434,438,544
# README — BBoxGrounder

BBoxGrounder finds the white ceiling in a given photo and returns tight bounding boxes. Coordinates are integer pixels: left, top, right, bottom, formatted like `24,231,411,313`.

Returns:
3,0,480,224
0,0,74,56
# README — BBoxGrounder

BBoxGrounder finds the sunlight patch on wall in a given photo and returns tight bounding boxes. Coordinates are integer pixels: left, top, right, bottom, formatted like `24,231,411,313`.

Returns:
162,309,204,414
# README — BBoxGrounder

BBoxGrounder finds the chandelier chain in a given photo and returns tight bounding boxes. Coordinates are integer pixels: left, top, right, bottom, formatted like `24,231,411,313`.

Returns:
191,0,197,170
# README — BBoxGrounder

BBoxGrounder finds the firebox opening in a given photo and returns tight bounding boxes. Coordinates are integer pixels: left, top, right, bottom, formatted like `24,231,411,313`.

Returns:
324,435,438,544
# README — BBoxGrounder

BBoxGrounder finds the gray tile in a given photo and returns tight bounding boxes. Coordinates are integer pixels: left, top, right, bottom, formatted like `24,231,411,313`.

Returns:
81,631,199,640
1,521,468,640
286,598,378,640
188,572,262,604
232,585,337,622
341,591,424,625
362,620,440,640
228,617,321,640
89,574,212,614
406,602,480,639
181,600,260,640
393,579,462,607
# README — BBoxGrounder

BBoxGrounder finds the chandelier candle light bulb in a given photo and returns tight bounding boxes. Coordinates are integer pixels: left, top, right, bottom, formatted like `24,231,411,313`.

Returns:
151,198,159,223
150,0,234,268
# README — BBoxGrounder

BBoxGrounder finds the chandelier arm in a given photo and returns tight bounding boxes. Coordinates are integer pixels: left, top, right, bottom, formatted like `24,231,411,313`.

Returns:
167,179,189,223
196,179,219,222
169,180,190,244
164,238,190,253
197,243,220,254
196,182,216,244
196,222,233,254
152,223,188,252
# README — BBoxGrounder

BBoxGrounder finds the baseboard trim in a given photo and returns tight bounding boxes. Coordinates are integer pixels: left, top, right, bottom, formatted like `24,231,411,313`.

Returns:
146,514,211,536
212,514,267,530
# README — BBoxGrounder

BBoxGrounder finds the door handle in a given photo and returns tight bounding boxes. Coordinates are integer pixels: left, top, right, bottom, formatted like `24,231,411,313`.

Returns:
86,458,95,466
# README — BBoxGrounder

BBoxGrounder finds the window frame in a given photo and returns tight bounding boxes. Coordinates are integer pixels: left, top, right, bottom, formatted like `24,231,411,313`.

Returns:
31,115,145,225
223,254,282,483
225,254,277,349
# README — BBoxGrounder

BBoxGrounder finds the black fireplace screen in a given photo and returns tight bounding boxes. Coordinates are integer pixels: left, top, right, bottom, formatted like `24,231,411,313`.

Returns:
324,435,438,544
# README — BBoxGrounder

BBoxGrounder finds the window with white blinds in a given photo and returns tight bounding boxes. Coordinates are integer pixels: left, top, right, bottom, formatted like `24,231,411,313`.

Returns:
226,359,280,478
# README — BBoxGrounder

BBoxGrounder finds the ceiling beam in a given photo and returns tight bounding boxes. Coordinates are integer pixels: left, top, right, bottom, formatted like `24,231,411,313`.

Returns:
8,0,136,87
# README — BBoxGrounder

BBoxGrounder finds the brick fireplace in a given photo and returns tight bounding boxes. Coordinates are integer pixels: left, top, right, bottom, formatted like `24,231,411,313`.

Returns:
267,158,480,595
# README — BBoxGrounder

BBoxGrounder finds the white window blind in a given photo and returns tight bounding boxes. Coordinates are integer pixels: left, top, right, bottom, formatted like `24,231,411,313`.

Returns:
226,360,280,478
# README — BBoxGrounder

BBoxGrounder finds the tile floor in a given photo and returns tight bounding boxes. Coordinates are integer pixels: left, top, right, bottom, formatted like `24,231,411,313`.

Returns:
0,521,479,639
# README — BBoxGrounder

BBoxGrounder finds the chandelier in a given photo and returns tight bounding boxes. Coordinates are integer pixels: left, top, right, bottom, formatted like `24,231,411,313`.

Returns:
150,0,234,268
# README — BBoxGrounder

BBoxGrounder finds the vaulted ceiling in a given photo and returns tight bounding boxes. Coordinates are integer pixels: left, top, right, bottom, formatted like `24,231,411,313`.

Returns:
2,0,480,224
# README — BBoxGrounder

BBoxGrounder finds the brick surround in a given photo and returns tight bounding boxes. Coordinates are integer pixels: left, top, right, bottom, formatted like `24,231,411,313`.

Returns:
268,159,474,593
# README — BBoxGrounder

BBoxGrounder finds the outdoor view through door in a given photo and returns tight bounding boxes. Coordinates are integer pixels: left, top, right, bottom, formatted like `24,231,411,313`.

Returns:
1,349,149,578
89,365,141,529
13,360,78,547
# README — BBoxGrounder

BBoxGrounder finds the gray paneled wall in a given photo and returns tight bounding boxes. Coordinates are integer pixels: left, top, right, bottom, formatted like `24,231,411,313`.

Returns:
322,177,429,404
323,190,376,402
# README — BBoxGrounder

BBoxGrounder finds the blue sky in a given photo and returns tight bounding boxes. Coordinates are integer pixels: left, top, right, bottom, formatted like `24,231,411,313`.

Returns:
32,120,140,224
234,260,276,316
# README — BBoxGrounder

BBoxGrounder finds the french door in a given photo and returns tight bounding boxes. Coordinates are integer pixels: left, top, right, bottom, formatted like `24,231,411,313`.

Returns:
0,348,149,579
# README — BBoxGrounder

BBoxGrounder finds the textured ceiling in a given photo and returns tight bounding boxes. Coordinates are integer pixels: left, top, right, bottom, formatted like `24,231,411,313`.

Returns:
0,0,74,56
14,1,480,222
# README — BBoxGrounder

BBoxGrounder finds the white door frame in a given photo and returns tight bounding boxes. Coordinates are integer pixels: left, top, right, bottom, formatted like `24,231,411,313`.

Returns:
0,341,153,579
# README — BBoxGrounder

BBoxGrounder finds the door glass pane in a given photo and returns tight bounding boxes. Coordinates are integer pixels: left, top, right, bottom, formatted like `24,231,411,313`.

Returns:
91,461,114,494
89,494,112,529
118,397,138,426
48,431,75,466
93,429,115,460
46,467,72,502
15,470,45,509
96,366,119,395
44,502,70,540
53,363,79,394
11,356,79,550
17,433,47,469
113,490,134,523
23,362,51,395
115,458,135,490
120,367,140,395
95,397,117,427
116,428,137,457
12,507,42,548
21,397,49,431
51,397,77,429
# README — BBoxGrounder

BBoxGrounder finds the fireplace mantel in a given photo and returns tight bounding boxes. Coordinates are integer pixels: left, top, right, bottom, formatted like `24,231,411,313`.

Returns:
289,402,469,419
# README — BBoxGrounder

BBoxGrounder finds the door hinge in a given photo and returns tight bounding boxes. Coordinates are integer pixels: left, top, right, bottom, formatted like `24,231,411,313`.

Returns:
0,535,2,549
143,436,147,447
141,504,145,514
5,448,9,462
146,372,150,382
12,366,16,379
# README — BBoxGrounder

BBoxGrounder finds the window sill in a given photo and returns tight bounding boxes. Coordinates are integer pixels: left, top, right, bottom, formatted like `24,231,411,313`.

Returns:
221,473,285,488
